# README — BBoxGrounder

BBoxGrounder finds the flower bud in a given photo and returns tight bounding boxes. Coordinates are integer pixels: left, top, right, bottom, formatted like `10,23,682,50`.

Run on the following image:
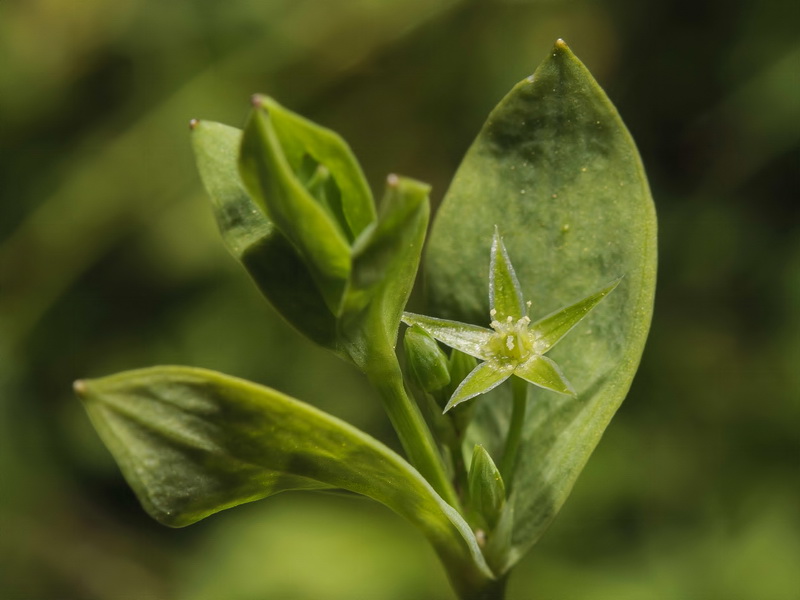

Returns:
403,325,450,393
468,444,505,530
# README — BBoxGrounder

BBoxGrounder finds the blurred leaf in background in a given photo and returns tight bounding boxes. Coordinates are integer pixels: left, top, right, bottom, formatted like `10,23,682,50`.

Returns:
1,0,797,598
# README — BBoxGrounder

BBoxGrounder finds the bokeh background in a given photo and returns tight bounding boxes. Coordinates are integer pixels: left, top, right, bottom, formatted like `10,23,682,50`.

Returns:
1,0,798,598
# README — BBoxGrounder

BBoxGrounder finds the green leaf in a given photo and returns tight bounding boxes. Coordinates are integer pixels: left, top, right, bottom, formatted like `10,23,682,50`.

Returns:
191,120,338,350
340,175,430,368
75,366,493,592
489,228,525,322
261,96,376,241
239,98,353,313
424,40,657,571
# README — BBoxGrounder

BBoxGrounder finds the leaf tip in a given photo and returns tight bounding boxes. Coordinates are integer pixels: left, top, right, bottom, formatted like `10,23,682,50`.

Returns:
387,173,400,187
554,38,570,51
250,93,268,109
72,379,88,398
188,118,200,131
603,275,625,296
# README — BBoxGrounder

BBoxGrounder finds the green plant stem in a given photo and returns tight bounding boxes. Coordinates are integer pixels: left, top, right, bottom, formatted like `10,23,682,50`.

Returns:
500,378,527,483
461,574,508,600
369,364,461,510
450,436,468,500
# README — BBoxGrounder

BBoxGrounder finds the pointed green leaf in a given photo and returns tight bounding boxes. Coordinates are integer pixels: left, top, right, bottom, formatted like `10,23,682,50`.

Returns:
340,175,431,367
445,361,514,413
425,40,657,571
490,228,525,322
191,120,338,349
259,96,375,240
75,366,493,591
531,278,621,353
514,355,576,397
402,313,492,361
239,99,352,312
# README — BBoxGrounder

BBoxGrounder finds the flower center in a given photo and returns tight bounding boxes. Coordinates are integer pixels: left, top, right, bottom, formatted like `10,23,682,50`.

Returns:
484,312,538,364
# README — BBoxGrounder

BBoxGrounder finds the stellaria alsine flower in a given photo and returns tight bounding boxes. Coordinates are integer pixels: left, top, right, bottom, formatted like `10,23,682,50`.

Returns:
402,228,620,412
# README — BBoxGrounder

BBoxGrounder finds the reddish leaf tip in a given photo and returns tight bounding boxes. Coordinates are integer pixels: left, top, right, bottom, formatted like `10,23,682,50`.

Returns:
250,94,267,108
73,379,87,397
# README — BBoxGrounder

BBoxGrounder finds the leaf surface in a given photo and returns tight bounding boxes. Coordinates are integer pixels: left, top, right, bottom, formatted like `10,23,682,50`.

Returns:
239,100,352,312
261,96,375,240
340,176,430,368
191,120,337,349
76,366,493,590
424,40,657,571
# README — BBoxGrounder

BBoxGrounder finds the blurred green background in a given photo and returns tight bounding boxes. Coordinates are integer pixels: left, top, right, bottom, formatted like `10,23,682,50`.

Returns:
1,0,798,598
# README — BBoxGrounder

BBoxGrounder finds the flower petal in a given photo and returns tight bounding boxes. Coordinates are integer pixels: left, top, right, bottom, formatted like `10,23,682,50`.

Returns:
402,312,493,360
515,355,576,397
531,278,621,353
490,228,526,322
444,361,514,412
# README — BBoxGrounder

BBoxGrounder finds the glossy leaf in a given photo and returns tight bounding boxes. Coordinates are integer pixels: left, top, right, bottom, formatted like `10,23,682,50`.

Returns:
340,175,430,368
425,40,657,571
260,96,375,241
191,120,338,350
239,98,352,313
75,366,493,592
